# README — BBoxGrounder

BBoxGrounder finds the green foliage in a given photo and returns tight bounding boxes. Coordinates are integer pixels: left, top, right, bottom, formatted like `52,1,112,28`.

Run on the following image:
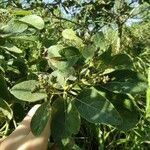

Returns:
51,98,81,142
31,102,51,136
10,80,47,102
0,0,149,149
19,15,45,30
75,87,122,126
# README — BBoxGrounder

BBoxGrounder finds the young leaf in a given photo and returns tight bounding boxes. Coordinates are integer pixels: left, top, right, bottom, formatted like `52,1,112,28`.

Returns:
51,98,81,142
19,15,45,30
10,80,47,102
75,87,122,126
31,102,51,136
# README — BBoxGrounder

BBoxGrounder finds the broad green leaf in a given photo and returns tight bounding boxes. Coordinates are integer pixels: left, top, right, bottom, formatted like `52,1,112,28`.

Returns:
99,69,147,94
146,87,150,118
82,45,96,59
111,54,132,67
0,43,22,53
0,74,10,101
48,46,79,71
115,98,139,130
94,87,139,130
2,19,28,34
75,87,122,126
92,32,106,50
48,45,63,57
31,102,51,136
62,29,77,40
49,68,76,89
0,98,13,120
59,47,80,66
51,98,81,142
99,47,112,64
48,45,68,70
10,80,47,102
19,15,45,30
62,29,84,47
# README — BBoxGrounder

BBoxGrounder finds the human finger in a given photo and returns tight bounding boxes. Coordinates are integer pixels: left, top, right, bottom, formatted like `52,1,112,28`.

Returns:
17,118,50,150
0,105,41,150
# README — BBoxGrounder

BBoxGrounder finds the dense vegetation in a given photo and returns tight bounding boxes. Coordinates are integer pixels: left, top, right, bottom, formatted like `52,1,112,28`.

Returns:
0,0,150,149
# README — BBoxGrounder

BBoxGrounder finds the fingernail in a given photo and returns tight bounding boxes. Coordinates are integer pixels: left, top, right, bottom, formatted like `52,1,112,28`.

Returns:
27,104,41,117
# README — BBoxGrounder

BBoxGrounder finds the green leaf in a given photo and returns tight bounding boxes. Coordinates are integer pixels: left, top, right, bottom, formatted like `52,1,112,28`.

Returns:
75,87,122,126
62,29,84,48
12,9,32,16
19,15,44,30
0,43,22,53
116,98,139,130
51,98,81,142
146,87,150,118
48,45,68,70
105,92,139,131
99,69,147,94
0,98,13,120
111,54,132,67
2,19,28,34
57,137,77,150
48,45,79,71
99,47,112,64
9,35,38,42
62,29,77,40
49,68,76,89
92,32,106,50
48,45,63,57
31,102,51,136
10,80,47,102
59,47,80,66
82,45,96,59
0,74,10,101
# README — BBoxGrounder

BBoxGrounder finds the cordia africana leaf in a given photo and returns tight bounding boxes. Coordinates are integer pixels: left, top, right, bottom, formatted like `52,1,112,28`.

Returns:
10,80,47,102
99,69,147,94
31,102,51,136
19,15,45,30
94,85,140,131
2,19,28,34
51,98,81,142
75,87,122,126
